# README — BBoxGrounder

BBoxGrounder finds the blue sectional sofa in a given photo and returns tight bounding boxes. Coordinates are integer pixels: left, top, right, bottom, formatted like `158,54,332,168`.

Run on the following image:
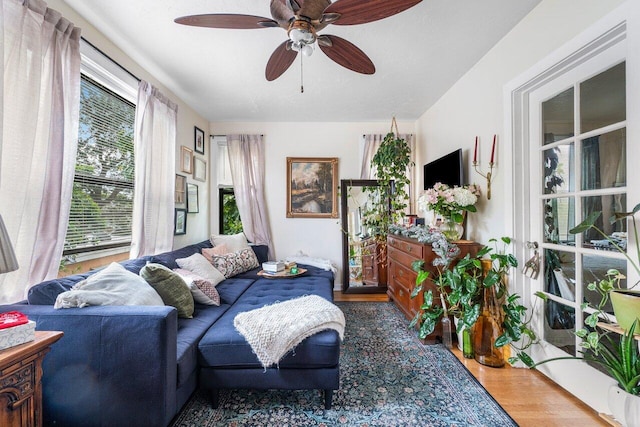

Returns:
0,240,340,427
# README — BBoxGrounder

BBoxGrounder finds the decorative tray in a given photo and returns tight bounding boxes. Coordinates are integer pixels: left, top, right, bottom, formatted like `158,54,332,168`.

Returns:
257,268,307,278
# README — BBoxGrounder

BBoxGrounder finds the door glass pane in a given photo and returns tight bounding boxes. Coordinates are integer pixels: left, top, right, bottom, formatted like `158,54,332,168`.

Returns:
582,254,626,311
543,87,574,145
581,194,626,249
543,198,575,245
543,143,574,194
543,249,576,355
580,62,626,133
581,128,626,190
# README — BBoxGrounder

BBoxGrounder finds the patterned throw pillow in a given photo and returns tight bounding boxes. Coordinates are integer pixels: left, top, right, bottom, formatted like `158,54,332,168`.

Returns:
173,268,220,306
210,248,260,278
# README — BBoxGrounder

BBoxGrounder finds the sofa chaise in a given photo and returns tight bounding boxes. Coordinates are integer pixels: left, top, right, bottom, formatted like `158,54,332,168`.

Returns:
0,240,341,427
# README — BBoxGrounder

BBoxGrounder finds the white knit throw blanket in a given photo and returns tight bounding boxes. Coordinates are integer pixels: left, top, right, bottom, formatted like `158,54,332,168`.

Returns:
234,295,345,369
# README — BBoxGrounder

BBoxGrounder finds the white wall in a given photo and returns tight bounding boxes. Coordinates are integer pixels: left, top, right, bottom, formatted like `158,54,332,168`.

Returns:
415,0,626,245
209,121,415,288
49,0,211,250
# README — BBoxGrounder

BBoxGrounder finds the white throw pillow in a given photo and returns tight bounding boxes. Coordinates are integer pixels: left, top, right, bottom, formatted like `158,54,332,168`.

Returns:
210,232,250,253
54,262,164,309
175,253,226,285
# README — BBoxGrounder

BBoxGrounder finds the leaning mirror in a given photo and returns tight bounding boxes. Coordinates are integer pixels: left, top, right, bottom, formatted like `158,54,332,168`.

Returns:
340,179,388,294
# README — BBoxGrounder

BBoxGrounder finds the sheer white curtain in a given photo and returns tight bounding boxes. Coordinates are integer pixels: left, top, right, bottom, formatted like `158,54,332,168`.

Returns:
361,133,416,211
130,81,178,258
227,134,274,259
0,0,81,303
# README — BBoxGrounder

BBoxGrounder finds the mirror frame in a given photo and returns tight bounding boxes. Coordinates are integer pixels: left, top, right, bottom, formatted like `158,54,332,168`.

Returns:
340,179,388,294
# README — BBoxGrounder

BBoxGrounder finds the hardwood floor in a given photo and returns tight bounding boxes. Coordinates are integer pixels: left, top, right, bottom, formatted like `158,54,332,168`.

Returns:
334,291,608,426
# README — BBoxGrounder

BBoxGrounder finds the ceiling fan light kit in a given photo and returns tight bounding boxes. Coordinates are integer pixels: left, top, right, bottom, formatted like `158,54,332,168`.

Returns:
175,0,423,82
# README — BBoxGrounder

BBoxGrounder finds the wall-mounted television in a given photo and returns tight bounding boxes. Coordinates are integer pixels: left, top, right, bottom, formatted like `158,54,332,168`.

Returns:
423,148,463,190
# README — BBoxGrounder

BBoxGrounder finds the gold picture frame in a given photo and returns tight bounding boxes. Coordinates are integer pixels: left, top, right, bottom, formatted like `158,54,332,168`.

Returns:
286,157,339,218
180,146,193,174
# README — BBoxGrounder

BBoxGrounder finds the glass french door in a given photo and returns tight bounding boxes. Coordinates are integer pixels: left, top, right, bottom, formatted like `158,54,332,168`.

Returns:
526,42,632,409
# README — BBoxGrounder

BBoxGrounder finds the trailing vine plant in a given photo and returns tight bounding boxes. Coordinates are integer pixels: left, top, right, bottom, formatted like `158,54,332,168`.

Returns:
364,117,413,241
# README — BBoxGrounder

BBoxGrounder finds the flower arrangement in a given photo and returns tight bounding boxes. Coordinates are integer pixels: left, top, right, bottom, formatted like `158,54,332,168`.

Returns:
418,182,481,224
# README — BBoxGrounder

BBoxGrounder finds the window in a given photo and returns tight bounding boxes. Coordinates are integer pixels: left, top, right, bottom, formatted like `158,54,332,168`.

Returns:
63,40,138,259
215,138,243,235
219,188,242,235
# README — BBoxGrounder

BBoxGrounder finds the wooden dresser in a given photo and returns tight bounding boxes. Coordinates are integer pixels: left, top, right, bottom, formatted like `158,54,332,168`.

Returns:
362,238,387,287
387,234,482,342
0,331,63,427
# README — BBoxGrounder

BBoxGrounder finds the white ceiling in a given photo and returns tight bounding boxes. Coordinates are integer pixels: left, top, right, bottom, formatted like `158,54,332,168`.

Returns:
62,0,541,122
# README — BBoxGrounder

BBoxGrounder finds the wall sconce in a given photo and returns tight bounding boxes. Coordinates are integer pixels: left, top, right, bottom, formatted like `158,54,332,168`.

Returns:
0,214,19,274
472,135,496,200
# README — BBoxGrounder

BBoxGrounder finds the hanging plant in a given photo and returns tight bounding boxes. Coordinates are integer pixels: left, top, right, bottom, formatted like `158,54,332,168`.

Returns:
365,117,413,239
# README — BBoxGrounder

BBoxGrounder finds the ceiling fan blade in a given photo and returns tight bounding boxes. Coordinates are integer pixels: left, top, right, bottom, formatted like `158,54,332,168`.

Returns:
318,35,375,75
266,41,298,81
271,0,295,28
323,0,422,26
299,0,331,20
175,14,278,29
287,0,302,13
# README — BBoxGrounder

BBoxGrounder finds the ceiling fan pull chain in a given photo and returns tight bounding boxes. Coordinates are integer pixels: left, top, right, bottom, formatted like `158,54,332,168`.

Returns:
300,54,304,93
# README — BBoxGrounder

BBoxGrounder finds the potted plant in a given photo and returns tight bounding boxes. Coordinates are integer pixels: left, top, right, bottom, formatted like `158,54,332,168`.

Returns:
417,182,481,241
410,244,490,357
500,204,640,426
367,130,412,237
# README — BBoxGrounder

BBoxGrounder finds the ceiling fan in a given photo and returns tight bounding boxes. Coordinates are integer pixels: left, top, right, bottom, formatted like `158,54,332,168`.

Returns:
175,0,423,81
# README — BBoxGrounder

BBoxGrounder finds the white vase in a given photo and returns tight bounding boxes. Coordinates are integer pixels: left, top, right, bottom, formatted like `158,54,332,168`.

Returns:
608,384,640,427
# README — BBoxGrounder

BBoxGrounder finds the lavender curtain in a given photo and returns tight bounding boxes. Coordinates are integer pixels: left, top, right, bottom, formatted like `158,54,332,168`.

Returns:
226,134,274,260
130,81,178,258
0,0,81,303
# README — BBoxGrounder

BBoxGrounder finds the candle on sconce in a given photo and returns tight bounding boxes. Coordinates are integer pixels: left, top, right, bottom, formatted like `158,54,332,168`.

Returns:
473,136,478,163
490,134,496,164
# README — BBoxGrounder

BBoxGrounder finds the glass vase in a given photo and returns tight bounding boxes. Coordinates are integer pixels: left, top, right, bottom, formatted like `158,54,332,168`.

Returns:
438,218,464,241
462,328,474,359
472,261,506,367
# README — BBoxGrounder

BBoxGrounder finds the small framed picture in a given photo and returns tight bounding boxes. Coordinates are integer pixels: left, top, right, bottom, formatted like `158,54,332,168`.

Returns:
194,126,205,155
174,208,187,235
187,183,199,213
175,174,186,206
180,146,193,174
193,157,206,182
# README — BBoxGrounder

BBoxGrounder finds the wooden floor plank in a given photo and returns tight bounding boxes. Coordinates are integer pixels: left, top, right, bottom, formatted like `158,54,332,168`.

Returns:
334,291,607,426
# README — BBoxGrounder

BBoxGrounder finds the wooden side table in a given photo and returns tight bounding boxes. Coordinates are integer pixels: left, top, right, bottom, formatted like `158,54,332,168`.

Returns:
0,331,63,427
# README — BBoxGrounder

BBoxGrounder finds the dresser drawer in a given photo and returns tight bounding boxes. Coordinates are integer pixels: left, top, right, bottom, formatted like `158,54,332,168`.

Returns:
389,258,417,290
388,245,419,269
388,235,424,258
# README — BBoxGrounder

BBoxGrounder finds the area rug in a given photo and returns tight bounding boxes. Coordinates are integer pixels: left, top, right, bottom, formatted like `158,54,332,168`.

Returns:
170,302,517,427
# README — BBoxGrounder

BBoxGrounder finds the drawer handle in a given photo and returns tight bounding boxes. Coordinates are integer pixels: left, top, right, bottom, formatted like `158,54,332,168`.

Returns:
398,269,403,276
399,289,404,297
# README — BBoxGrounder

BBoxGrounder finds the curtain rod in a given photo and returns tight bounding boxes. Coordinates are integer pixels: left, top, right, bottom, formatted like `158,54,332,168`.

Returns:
81,36,141,83
362,133,414,137
211,134,264,137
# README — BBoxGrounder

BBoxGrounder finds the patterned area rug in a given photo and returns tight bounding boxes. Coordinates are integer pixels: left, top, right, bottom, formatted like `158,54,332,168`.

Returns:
170,302,517,426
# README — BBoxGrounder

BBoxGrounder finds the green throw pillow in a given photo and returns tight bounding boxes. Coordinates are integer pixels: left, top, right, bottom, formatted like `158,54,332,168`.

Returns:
140,263,194,318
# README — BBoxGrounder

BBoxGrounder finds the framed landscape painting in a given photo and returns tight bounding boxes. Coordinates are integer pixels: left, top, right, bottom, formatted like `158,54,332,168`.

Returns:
286,157,338,218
